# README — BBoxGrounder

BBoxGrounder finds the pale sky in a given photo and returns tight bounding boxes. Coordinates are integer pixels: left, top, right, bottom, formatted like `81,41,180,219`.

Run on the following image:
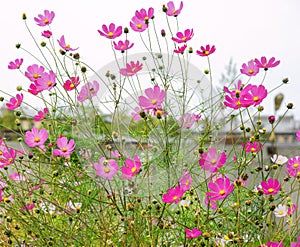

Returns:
1,0,300,119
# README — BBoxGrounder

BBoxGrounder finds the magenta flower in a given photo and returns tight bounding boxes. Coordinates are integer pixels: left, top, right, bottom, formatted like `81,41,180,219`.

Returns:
240,60,260,76
25,127,48,150
291,236,300,247
172,29,194,43
77,81,100,102
113,40,134,53
120,155,141,180
185,228,202,239
223,80,251,109
120,61,143,76
94,157,119,180
254,56,280,70
25,64,46,82
34,10,55,26
98,23,122,39
6,93,23,110
8,58,23,70
177,113,201,129
28,83,42,95
0,148,16,168
206,177,234,201
33,108,49,122
9,172,26,182
53,136,75,158
135,7,154,22
199,148,226,173
196,45,216,57
242,141,262,153
179,171,192,192
22,203,35,211
42,30,52,38
35,70,56,91
174,44,187,54
131,107,144,121
162,186,184,204
138,85,166,111
266,241,283,247
296,130,300,142
288,204,297,216
261,178,281,195
241,84,268,107
166,1,184,17
57,35,79,51
204,196,217,210
130,16,148,32
286,156,300,178
64,76,80,91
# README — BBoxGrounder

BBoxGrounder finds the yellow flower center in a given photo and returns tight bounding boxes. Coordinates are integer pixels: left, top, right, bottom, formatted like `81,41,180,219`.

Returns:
278,210,283,215
34,137,40,143
268,188,274,193
250,147,256,152
236,100,241,107
66,44,70,49
70,83,75,88
211,159,216,164
108,32,114,37
253,96,259,102
47,81,52,87
219,190,225,195
33,73,40,79
90,88,95,94
131,167,137,173
172,196,178,201
44,19,49,24
185,180,190,186
144,16,149,21
151,99,157,105
0,151,2,155
204,50,209,55
181,36,187,41
137,24,142,29
248,69,254,74
293,163,299,168
8,158,13,163
104,167,111,173
61,147,67,152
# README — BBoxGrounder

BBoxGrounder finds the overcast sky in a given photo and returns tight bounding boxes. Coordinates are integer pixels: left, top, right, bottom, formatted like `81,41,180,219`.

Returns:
1,0,300,119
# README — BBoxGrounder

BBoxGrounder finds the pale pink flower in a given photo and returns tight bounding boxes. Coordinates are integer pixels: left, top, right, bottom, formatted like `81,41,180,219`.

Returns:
9,172,26,182
120,61,143,76
206,177,234,201
177,113,201,129
25,127,48,150
166,1,184,17
94,157,119,180
240,60,260,76
179,171,192,192
77,81,99,102
33,108,49,122
204,196,217,210
138,85,165,111
53,136,75,158
274,204,288,217
199,148,226,173
35,70,56,91
57,35,79,51
6,93,23,110
130,16,148,32
25,64,46,82
34,10,55,26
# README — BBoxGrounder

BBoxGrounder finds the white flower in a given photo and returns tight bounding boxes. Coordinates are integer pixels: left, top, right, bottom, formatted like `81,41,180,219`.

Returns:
40,201,56,214
67,200,82,211
274,204,288,217
180,200,190,208
271,154,288,165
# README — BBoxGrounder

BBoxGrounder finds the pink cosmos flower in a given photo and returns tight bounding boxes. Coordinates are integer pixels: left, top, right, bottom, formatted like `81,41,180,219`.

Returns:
98,23,122,39
34,10,55,26
77,81,100,102
204,196,218,210
25,64,46,82
135,7,154,23
33,108,49,122
113,40,134,52
196,45,216,57
179,171,192,192
172,29,194,43
138,85,166,111
254,56,280,70
28,83,42,95
240,84,268,107
25,127,48,150
22,203,35,211
57,35,79,51
53,136,75,158
240,60,260,76
120,155,141,180
131,107,144,121
177,113,201,129
166,1,184,17
199,148,227,173
42,30,52,38
291,236,300,247
261,178,281,195
296,130,300,142
130,16,148,32
185,228,202,239
266,241,283,247
64,76,80,91
174,44,187,54
94,157,119,180
242,141,262,153
206,177,234,201
223,80,251,109
8,58,23,69
287,204,297,216
6,93,23,110
9,172,26,182
0,148,16,168
162,186,184,204
120,61,143,76
286,156,300,178
35,70,56,91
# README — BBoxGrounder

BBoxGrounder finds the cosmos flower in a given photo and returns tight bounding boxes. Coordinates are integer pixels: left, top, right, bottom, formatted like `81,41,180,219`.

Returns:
64,76,80,91
199,147,226,173
57,35,79,51
34,10,55,26
25,127,48,150
77,81,100,102
196,45,216,57
25,64,46,82
130,16,148,32
134,7,154,23
53,136,75,158
261,178,281,195
41,30,52,38
172,29,194,43
254,56,280,70
162,186,184,204
166,1,184,17
185,228,202,239
206,177,234,201
240,60,260,76
8,58,23,69
174,44,187,54
94,157,119,180
6,93,23,110
120,61,143,76
98,23,122,39
274,204,288,218
35,70,56,91
179,171,192,192
120,155,142,180
138,85,165,111
113,40,134,52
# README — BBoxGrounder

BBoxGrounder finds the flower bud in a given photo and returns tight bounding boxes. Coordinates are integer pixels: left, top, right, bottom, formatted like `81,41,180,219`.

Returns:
81,66,87,73
16,43,21,49
282,78,289,84
41,41,46,47
287,103,294,109
22,13,27,20
268,115,275,124
124,27,129,34
161,29,166,37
